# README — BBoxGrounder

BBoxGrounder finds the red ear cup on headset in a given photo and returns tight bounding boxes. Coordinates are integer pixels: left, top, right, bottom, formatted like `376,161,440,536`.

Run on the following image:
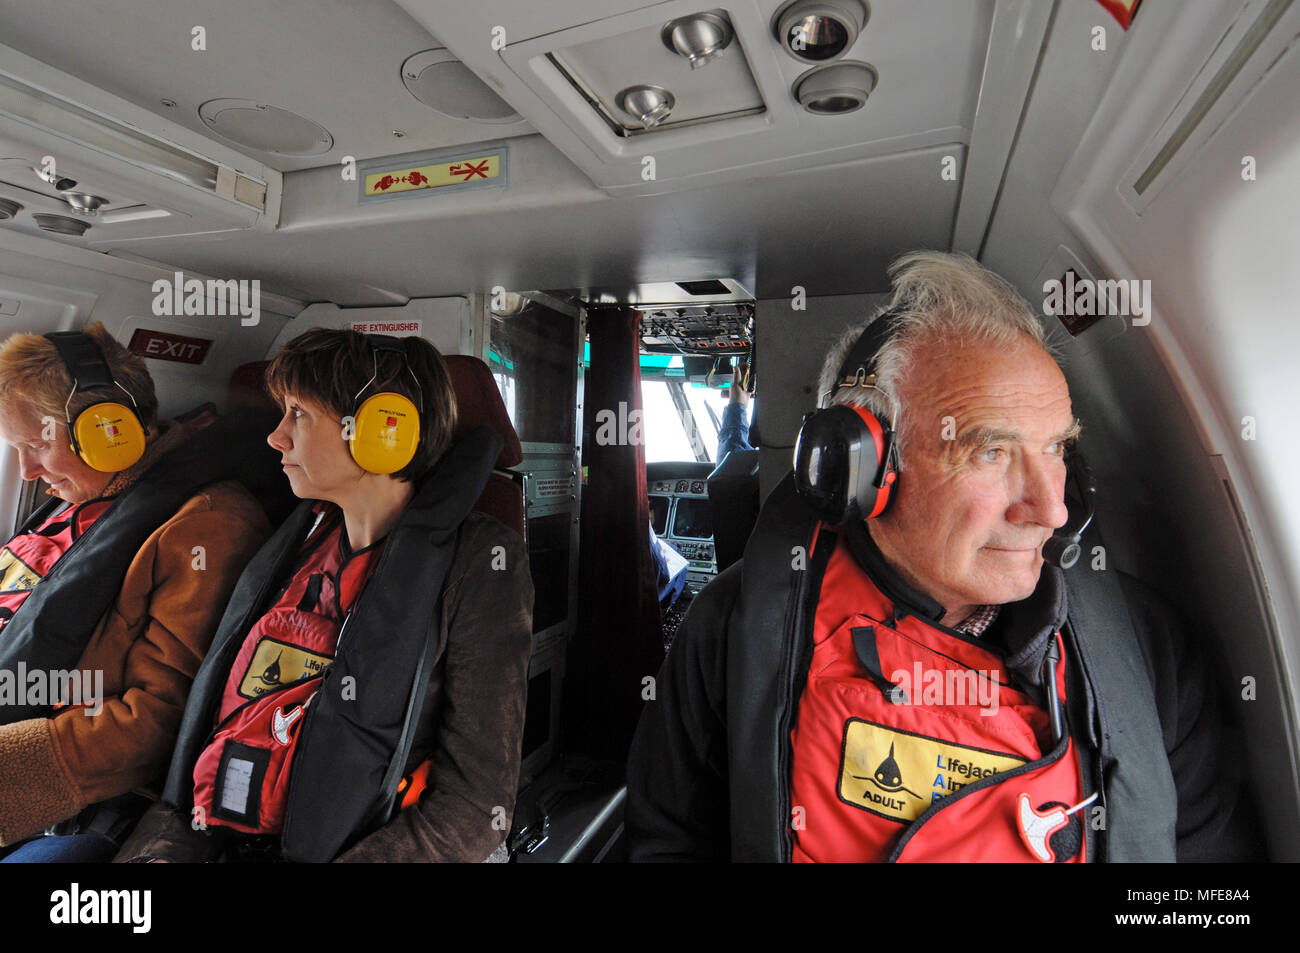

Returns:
793,403,898,522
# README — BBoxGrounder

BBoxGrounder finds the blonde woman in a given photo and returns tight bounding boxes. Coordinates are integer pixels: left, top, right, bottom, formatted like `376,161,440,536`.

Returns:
0,322,271,862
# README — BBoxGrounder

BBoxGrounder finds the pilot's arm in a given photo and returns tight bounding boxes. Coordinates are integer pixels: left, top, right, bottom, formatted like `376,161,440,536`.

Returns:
0,483,269,845
625,562,738,861
334,515,534,862
715,368,754,461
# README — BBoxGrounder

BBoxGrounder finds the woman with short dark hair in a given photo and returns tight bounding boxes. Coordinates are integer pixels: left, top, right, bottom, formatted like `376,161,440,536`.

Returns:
118,329,533,862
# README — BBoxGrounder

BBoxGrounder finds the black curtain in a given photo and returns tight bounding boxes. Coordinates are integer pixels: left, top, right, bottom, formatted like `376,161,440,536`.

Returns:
564,308,664,761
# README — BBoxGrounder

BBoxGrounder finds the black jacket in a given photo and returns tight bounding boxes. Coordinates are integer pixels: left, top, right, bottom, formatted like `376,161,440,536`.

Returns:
626,475,1260,862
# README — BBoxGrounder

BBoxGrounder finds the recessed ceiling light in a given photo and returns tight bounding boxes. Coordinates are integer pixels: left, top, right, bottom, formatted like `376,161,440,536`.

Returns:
773,0,869,62
661,13,734,69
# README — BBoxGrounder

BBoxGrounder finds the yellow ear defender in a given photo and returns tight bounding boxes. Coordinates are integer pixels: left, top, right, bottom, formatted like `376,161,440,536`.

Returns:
348,335,423,475
45,331,147,473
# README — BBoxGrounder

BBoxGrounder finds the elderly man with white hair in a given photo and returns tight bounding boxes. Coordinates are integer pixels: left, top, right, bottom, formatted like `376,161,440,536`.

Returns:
626,251,1258,863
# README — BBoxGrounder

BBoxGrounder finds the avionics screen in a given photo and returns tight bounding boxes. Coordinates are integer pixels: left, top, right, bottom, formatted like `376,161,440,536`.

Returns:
671,498,712,540
649,496,670,535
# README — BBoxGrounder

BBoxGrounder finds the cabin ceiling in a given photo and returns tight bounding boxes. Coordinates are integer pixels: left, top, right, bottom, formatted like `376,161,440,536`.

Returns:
0,0,536,173
115,140,962,303
0,0,1006,303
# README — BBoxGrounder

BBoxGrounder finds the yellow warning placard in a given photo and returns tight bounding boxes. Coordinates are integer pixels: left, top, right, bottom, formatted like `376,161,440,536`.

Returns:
0,548,41,593
838,718,1027,823
238,637,333,700
363,153,501,197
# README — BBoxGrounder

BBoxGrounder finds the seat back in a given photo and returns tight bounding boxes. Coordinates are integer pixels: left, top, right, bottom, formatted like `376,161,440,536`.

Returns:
226,355,525,534
445,355,525,536
707,448,760,573
225,361,296,526
228,360,278,414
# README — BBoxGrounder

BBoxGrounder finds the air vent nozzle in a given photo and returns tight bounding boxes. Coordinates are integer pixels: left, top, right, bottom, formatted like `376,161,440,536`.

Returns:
793,62,877,114
32,213,90,236
0,198,21,220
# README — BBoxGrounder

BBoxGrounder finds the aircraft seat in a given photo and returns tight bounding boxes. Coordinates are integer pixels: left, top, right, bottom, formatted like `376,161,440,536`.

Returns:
228,360,277,414
444,355,525,537
225,356,524,534
707,448,760,574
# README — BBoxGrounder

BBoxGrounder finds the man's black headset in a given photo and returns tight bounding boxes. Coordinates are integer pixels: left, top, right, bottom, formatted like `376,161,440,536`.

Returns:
793,310,903,523
792,311,1095,569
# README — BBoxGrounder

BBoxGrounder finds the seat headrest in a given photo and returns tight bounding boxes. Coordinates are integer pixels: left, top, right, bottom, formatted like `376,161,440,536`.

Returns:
444,355,523,469
228,361,278,415
229,355,522,470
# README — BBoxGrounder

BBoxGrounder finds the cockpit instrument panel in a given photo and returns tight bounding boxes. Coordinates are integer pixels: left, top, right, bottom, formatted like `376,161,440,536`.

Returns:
639,304,753,356
648,462,719,595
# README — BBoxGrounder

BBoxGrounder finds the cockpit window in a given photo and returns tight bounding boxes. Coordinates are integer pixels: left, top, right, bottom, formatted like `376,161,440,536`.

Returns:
642,380,699,462
638,355,746,463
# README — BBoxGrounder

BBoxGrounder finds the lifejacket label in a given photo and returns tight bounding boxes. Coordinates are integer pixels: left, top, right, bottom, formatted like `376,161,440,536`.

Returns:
212,741,271,827
220,759,254,815
0,549,42,593
237,637,333,700
838,718,1028,823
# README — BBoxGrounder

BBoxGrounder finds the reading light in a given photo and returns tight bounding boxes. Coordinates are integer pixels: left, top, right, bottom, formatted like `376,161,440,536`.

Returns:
616,85,676,128
64,191,108,214
661,13,734,69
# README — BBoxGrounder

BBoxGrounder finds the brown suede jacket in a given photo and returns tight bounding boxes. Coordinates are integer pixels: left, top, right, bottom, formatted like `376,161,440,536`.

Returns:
115,509,534,863
0,421,272,844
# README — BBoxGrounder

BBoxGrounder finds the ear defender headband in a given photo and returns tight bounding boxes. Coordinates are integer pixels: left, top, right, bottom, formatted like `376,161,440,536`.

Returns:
348,335,423,475
793,310,903,522
44,331,147,473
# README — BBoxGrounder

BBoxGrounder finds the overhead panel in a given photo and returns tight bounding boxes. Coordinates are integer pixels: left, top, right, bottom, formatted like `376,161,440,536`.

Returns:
0,42,280,246
0,0,535,175
411,0,996,195
549,11,765,136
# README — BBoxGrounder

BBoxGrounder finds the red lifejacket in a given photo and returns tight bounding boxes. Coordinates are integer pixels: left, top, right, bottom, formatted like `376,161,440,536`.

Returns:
0,498,113,633
790,530,1086,862
192,505,385,835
